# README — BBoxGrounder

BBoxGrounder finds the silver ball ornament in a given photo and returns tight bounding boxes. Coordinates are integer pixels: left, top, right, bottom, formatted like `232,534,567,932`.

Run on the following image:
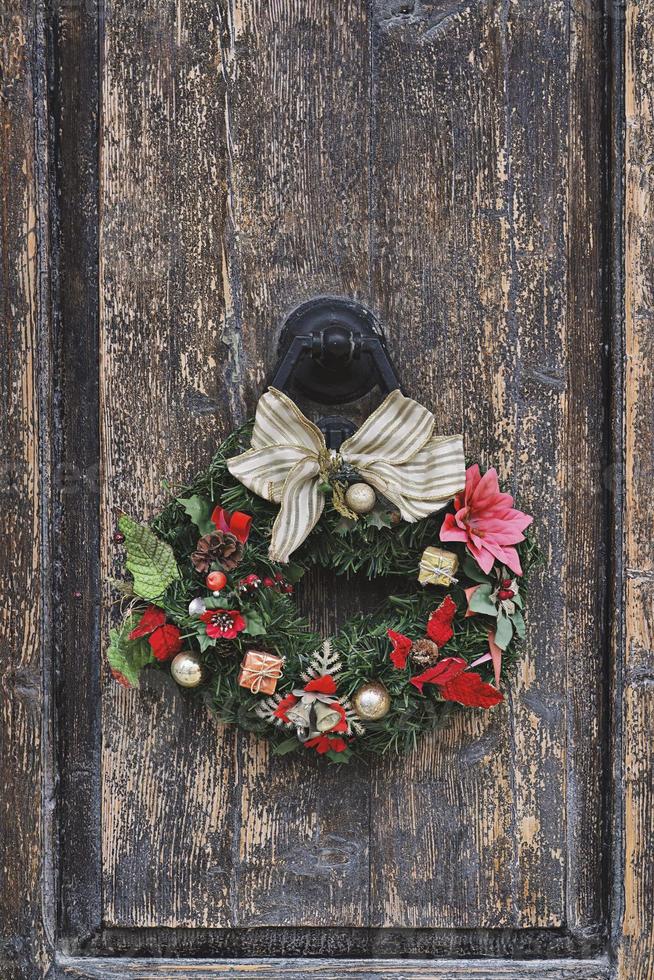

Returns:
344,482,377,515
352,681,391,720
170,651,205,688
188,597,206,616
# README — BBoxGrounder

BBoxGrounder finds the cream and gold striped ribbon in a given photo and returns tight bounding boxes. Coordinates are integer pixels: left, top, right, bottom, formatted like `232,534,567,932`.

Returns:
227,387,465,563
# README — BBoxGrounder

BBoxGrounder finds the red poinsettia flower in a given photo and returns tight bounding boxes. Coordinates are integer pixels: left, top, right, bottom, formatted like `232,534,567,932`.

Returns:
440,464,533,575
409,656,467,694
440,671,504,708
129,604,166,640
305,734,349,754
211,505,252,544
273,693,298,722
200,608,246,640
388,629,412,669
426,595,457,646
148,624,183,661
304,674,337,695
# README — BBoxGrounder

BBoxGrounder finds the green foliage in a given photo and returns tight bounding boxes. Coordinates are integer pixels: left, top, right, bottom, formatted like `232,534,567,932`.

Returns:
107,614,155,687
109,423,543,762
118,513,180,602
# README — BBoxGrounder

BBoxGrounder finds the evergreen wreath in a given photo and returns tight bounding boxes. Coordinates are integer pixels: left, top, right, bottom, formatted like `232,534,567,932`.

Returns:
107,388,540,764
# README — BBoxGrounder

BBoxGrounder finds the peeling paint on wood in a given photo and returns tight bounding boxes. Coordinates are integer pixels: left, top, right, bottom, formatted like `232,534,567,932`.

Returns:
619,2,654,977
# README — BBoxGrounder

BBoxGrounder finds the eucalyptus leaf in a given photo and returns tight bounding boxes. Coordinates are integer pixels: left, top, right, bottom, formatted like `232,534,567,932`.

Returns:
118,514,180,602
177,494,214,535
462,555,492,584
512,609,526,638
469,583,498,616
494,611,514,649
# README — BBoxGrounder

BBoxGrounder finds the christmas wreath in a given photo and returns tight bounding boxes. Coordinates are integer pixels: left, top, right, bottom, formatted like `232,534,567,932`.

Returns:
108,387,539,763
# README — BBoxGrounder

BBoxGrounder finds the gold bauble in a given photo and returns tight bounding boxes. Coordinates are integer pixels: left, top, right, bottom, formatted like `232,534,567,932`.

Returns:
352,681,391,720
170,651,205,688
344,482,377,515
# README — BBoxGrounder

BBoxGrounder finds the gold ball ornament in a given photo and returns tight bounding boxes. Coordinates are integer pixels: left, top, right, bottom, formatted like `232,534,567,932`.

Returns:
170,651,205,688
344,482,377,515
352,681,391,720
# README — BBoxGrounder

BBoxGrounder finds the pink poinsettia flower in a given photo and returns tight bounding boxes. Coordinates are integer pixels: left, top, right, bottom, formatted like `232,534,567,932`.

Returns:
440,465,533,575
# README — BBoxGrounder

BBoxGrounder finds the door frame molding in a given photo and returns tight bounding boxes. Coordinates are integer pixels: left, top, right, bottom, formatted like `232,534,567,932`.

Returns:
1,0,649,978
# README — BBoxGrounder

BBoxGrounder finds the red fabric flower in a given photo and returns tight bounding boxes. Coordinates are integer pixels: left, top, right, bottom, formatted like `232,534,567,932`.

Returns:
388,629,412,669
426,595,457,646
200,608,246,640
304,674,337,695
305,735,349,754
440,464,533,575
129,605,166,640
211,505,252,544
148,624,183,661
440,671,504,708
273,693,298,722
410,656,467,693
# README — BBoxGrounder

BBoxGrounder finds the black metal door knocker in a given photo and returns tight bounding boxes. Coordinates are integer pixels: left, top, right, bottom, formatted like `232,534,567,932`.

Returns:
271,296,402,449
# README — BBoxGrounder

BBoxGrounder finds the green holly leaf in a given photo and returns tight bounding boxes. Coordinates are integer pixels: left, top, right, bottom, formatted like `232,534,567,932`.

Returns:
107,615,155,688
118,514,180,603
462,555,492,584
364,509,392,530
327,748,353,764
494,610,514,650
512,609,526,639
196,628,216,652
273,737,301,756
469,583,499,616
513,593,524,609
243,610,267,636
177,494,214,535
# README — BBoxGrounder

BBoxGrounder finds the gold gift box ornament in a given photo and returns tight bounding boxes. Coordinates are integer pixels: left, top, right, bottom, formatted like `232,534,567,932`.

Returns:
418,546,459,588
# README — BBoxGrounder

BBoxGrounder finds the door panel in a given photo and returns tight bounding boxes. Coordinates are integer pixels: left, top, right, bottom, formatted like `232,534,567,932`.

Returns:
99,0,607,940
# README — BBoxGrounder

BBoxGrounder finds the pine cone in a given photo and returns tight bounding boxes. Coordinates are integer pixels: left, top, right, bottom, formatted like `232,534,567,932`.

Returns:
191,530,243,573
411,638,440,667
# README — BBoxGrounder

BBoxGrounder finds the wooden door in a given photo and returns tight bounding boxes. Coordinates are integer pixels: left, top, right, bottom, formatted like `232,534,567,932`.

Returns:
2,0,652,978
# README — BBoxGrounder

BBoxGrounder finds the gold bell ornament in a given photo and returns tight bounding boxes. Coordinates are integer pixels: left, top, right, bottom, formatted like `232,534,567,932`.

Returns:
344,482,377,515
352,681,391,720
170,651,205,688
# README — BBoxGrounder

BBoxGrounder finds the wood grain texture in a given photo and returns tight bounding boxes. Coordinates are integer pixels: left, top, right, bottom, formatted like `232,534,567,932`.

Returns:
51,0,103,941
368,0,607,931
56,955,611,980
619,1,654,976
217,0,373,928
100,0,239,928
0,1,54,977
96,0,611,945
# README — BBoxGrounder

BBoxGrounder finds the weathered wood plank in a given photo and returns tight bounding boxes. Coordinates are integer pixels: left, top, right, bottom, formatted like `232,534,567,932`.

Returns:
0,1,54,977
618,2,654,976
100,0,238,928
369,0,521,928
563,0,609,936
56,954,611,980
51,0,103,940
368,0,608,930
218,0,373,927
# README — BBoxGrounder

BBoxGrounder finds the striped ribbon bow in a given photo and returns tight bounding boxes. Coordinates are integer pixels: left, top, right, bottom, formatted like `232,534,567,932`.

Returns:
227,387,465,564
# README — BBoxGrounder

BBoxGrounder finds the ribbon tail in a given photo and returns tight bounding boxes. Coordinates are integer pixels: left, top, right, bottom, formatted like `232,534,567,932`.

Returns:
269,457,324,563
